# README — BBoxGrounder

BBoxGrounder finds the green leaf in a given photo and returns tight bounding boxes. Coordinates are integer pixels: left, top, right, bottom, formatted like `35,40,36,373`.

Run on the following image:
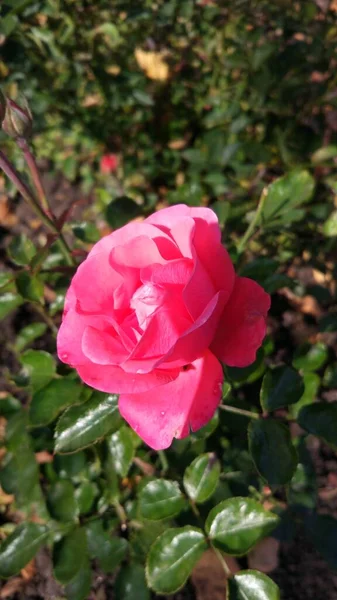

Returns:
298,402,337,449
205,497,279,555
15,322,47,352
65,556,92,600
248,419,297,485
20,349,56,392
146,526,207,594
292,342,328,372
323,210,337,237
312,145,337,163
260,366,304,412
54,393,121,453
289,372,320,419
75,481,97,515
7,234,36,266
183,453,220,503
228,570,280,600
115,564,150,600
53,527,87,584
139,479,186,521
47,480,78,522
86,520,128,573
0,523,48,578
0,292,23,320
261,170,315,227
16,272,44,303
72,222,100,243
106,196,143,228
29,378,82,426
107,425,135,477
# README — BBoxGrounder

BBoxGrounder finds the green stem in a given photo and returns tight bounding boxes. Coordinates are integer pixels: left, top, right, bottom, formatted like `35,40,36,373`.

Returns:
157,450,169,474
237,186,268,254
212,545,232,578
33,303,58,336
219,404,260,420
16,137,50,213
0,149,74,266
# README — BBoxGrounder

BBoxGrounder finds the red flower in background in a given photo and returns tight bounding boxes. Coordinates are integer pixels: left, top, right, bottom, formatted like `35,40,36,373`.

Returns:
100,153,119,174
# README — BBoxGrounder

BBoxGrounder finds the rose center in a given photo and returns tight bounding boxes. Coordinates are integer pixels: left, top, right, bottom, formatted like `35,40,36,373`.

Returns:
130,282,167,329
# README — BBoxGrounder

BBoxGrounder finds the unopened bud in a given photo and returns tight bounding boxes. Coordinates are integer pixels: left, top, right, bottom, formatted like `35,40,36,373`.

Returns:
2,96,32,140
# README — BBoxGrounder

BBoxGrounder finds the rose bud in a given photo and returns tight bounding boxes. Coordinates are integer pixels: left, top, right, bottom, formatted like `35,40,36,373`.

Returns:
57,205,270,450
2,96,33,140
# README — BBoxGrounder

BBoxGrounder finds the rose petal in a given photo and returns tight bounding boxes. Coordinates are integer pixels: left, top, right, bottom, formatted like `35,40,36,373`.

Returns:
77,362,180,394
211,276,271,367
57,308,108,366
82,326,128,365
119,350,223,449
72,252,122,313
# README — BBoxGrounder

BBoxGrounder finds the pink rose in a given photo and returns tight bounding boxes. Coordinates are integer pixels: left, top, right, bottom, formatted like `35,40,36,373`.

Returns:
100,153,119,174
57,205,270,449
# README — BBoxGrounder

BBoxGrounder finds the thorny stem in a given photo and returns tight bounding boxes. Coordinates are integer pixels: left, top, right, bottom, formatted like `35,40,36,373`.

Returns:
237,186,268,254
0,149,74,266
16,137,51,213
219,403,260,420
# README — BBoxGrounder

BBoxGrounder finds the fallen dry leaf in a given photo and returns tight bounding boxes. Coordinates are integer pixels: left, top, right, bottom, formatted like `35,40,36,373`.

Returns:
135,48,170,81
0,487,14,505
248,537,280,573
35,451,54,464
0,577,24,598
21,559,36,581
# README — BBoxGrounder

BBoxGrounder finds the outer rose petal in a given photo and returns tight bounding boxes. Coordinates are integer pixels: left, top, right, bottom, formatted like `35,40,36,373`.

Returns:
118,350,223,450
211,277,270,368
77,362,180,394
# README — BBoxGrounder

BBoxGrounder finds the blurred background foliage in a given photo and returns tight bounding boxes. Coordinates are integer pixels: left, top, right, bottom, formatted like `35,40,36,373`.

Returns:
1,1,337,599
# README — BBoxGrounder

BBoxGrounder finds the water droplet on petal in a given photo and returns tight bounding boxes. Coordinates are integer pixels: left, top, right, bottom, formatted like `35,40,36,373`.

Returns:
160,411,165,417
213,380,223,395
61,353,68,361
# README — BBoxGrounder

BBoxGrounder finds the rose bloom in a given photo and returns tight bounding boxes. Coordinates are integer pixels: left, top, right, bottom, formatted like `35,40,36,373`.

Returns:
57,205,270,449
100,153,119,174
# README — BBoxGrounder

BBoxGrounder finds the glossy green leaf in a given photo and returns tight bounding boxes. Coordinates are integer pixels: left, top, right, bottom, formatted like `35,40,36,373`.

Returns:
248,419,297,485
53,527,87,584
305,514,337,569
312,145,337,163
0,395,21,416
261,170,315,227
86,520,128,573
139,479,186,521
65,556,92,600
292,342,328,372
0,292,23,320
29,378,82,426
75,481,97,515
16,272,44,303
107,425,135,477
115,564,150,600
298,402,337,449
7,234,36,266
0,523,48,578
15,322,47,352
106,196,143,228
54,393,121,453
323,210,337,237
289,372,320,419
20,349,56,392
183,453,220,503
260,366,304,412
205,497,279,555
227,570,280,600
47,480,78,522
146,526,207,594
323,363,337,388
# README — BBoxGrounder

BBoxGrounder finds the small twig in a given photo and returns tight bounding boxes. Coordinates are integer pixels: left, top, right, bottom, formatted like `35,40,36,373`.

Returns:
219,404,260,420
212,546,232,578
32,303,58,336
157,450,169,474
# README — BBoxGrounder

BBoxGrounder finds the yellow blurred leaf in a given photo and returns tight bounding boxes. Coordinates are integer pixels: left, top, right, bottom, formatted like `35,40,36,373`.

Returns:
135,48,169,82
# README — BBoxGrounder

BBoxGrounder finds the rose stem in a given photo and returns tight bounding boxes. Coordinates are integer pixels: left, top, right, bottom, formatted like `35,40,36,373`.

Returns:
0,149,74,266
237,186,268,254
157,450,169,474
190,500,232,578
219,404,260,420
